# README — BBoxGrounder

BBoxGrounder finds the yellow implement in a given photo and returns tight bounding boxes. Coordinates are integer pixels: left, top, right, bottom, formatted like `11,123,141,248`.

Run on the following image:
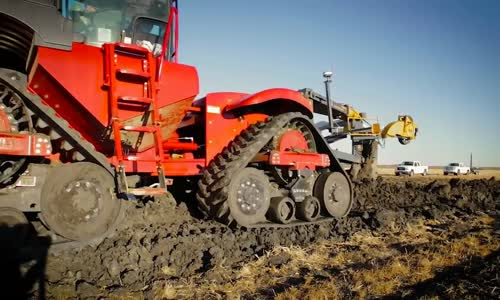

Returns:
381,115,418,145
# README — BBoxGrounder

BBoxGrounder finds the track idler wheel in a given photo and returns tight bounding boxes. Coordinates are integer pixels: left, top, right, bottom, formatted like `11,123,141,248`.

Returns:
296,196,320,222
227,167,271,226
314,172,352,218
40,162,121,242
267,196,295,224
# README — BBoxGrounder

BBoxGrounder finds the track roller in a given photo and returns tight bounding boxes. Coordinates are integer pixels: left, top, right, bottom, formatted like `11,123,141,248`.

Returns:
314,172,352,217
227,167,271,226
40,162,121,242
267,196,295,224
296,196,320,222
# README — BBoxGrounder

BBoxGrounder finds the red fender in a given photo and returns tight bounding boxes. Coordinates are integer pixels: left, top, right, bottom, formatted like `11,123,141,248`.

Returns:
224,88,313,118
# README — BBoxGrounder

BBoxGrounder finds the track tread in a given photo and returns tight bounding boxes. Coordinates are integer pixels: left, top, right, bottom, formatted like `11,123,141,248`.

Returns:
196,112,304,225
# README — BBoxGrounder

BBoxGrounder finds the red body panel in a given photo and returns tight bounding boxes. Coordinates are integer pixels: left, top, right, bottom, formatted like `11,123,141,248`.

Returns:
225,88,313,118
203,92,268,163
29,42,199,155
268,151,330,170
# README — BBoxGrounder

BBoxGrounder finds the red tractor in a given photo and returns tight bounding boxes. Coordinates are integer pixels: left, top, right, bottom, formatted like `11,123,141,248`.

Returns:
0,0,415,243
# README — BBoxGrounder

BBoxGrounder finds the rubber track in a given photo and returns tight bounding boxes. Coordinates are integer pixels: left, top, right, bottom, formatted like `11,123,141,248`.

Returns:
196,112,307,226
0,69,114,174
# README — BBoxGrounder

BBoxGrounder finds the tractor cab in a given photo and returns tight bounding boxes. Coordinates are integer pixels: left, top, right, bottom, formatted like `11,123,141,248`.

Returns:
61,0,176,59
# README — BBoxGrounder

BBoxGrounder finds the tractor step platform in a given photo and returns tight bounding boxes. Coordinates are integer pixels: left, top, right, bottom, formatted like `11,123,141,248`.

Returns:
114,43,150,56
116,68,151,81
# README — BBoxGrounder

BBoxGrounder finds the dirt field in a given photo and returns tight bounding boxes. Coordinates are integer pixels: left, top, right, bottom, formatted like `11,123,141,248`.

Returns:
2,176,499,299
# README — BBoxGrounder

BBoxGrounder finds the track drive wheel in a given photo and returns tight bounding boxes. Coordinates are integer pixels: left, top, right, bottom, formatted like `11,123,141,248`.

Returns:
296,196,320,222
314,172,352,218
40,162,121,242
227,167,271,226
269,118,316,185
267,196,295,224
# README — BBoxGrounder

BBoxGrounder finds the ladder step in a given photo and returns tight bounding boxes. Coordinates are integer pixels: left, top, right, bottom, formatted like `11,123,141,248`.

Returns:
120,125,157,133
116,68,151,80
118,96,153,105
128,187,167,196
115,43,150,56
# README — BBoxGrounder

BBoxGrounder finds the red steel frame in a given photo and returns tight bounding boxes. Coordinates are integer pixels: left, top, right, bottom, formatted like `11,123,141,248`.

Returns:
0,132,52,156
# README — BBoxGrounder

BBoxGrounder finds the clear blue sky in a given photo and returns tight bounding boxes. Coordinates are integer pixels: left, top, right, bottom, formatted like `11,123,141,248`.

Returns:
177,0,500,167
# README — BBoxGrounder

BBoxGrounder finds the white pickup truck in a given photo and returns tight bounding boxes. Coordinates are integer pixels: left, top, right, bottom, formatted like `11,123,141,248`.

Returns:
395,161,429,176
443,163,470,175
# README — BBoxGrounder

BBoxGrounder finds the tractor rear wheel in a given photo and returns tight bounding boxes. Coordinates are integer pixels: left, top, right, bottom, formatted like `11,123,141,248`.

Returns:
40,162,121,242
314,172,352,217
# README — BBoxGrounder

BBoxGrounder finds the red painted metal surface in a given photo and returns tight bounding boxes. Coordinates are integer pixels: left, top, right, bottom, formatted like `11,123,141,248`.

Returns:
28,42,199,161
109,151,204,176
224,88,313,118
203,92,268,163
0,109,10,131
0,132,52,156
268,150,330,170
162,141,198,151
158,5,179,78
277,130,309,152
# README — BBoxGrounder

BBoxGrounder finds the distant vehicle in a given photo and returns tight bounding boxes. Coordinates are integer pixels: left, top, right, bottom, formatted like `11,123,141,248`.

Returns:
443,163,470,175
395,161,429,176
471,167,480,175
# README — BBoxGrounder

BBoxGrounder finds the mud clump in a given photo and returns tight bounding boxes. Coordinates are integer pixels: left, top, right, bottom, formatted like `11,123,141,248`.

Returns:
16,178,500,298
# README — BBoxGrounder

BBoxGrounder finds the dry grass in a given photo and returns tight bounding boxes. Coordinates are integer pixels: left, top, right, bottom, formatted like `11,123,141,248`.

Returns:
154,215,499,299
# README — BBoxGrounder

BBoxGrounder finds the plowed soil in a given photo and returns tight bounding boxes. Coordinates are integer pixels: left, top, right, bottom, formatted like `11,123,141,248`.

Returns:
2,177,499,299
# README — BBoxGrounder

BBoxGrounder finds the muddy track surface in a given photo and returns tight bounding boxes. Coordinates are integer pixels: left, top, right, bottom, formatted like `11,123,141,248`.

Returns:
3,178,499,299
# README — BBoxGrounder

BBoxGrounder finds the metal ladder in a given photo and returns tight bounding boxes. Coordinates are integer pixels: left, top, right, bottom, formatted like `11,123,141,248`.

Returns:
103,43,167,196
